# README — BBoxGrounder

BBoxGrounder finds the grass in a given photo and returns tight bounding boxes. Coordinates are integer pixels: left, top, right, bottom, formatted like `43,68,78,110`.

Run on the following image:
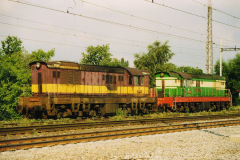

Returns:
31,129,37,135
1,106,240,127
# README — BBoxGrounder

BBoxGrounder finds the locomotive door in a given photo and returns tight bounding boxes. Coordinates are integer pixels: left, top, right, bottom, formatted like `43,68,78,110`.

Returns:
38,72,42,94
158,80,165,98
196,80,201,96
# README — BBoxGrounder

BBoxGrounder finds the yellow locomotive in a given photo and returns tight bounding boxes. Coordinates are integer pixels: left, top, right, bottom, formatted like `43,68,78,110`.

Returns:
17,61,157,118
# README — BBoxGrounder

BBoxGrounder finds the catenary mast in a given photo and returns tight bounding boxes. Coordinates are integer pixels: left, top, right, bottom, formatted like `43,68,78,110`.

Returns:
206,0,213,74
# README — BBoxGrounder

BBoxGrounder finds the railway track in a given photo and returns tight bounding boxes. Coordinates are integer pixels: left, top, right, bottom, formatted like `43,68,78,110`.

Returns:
1,119,239,152
1,114,240,136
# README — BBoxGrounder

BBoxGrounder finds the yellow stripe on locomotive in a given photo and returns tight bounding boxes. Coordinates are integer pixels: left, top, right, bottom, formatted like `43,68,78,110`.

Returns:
32,84,149,95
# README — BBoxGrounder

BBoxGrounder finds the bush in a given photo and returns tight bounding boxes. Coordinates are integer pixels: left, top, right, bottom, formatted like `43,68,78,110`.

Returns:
116,108,123,116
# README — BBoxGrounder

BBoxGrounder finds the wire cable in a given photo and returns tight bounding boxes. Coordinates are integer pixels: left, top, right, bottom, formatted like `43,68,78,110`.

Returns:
7,0,207,44
0,34,86,48
191,0,240,20
80,0,205,36
79,0,240,45
80,0,240,44
0,13,208,50
145,0,240,30
8,0,240,45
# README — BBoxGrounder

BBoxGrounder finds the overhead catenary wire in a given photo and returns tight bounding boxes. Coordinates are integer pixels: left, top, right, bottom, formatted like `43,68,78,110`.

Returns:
7,0,208,44
3,0,237,68
0,21,147,48
171,59,206,65
0,34,86,48
7,0,239,49
1,21,211,52
80,0,204,36
7,0,237,49
0,20,231,50
0,13,205,51
80,0,240,44
0,34,134,55
0,34,207,65
145,0,240,30
0,0,235,55
191,0,240,20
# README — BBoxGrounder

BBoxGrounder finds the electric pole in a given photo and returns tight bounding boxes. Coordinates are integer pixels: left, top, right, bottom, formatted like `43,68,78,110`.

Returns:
206,0,213,74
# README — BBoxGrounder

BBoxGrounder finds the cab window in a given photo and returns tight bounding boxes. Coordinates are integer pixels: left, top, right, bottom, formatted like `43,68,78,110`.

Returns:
129,76,132,85
134,76,138,85
140,77,144,85
134,76,144,85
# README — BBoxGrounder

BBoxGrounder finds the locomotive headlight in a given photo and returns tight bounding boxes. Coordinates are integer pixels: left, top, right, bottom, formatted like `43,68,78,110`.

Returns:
36,62,41,69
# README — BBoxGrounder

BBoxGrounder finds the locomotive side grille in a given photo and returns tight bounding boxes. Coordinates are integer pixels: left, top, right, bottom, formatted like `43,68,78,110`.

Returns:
57,71,60,78
74,71,81,85
68,71,73,84
61,70,67,84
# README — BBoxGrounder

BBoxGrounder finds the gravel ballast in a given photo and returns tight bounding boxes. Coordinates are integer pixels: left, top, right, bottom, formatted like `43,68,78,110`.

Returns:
1,125,240,160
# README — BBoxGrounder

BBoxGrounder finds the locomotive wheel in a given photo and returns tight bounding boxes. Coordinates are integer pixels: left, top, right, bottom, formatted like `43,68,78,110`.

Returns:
211,105,216,111
98,107,104,117
184,107,189,113
122,108,128,116
144,108,149,114
31,107,36,119
166,107,171,113
57,112,63,119
131,109,138,116
127,108,131,116
42,110,48,119
35,110,42,119
89,110,97,117
72,112,78,119
227,103,231,110
162,106,166,113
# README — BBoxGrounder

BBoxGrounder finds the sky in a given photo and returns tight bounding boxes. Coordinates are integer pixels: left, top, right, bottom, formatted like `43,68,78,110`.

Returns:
0,0,240,73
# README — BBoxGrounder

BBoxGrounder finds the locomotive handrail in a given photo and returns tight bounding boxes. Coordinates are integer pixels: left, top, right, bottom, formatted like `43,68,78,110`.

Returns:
166,87,230,98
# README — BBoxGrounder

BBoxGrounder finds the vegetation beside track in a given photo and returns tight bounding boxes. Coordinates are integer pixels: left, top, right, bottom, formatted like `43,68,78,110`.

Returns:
1,106,240,128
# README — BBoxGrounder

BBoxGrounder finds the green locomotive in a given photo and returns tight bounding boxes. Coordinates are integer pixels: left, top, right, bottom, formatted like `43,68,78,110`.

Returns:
156,72,231,112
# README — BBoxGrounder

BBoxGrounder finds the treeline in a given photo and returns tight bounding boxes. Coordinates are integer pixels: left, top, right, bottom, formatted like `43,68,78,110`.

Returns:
81,41,203,87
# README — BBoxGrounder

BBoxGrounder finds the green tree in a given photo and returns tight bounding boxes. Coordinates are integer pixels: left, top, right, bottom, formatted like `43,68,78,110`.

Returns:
80,44,112,65
214,54,240,105
29,49,55,62
0,36,55,120
161,63,178,72
177,66,203,74
134,40,174,87
214,60,228,77
1,36,23,56
80,44,129,67
106,58,129,67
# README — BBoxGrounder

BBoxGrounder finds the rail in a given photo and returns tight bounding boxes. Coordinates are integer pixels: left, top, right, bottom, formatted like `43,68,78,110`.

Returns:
1,119,240,152
1,114,240,136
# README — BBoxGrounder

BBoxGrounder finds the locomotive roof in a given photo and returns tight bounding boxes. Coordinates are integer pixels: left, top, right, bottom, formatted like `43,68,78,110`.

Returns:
156,71,225,80
29,61,150,76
